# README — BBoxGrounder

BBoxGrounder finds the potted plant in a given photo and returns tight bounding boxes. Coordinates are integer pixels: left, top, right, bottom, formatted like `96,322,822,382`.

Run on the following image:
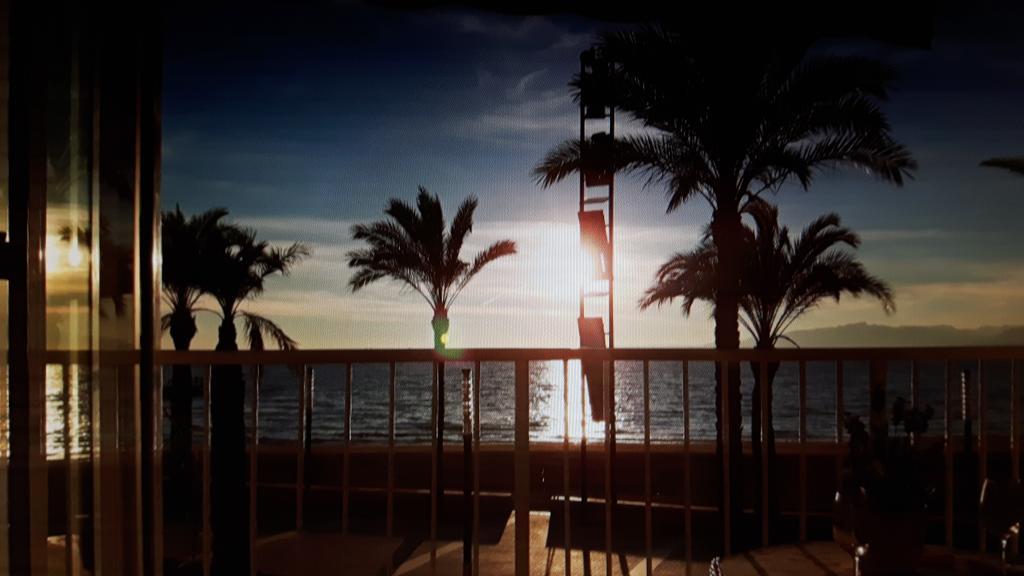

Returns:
834,398,937,575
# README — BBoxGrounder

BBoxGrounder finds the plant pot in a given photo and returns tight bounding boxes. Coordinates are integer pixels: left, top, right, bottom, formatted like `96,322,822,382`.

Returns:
834,485,926,576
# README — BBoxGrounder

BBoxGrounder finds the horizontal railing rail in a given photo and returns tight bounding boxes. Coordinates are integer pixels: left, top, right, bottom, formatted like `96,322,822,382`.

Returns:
40,346,1024,576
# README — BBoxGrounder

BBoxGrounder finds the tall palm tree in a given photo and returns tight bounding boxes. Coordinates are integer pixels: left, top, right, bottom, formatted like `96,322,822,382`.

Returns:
205,224,308,575
159,206,229,521
535,27,914,547
346,186,517,350
640,199,894,538
347,186,516,521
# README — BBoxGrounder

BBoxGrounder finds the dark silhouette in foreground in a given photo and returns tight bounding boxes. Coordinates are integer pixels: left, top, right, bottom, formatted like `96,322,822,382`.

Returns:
205,223,309,574
535,26,915,550
159,206,229,525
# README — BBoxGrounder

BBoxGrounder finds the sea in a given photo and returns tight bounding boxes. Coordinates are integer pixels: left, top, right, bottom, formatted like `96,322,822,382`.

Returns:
26,359,1017,459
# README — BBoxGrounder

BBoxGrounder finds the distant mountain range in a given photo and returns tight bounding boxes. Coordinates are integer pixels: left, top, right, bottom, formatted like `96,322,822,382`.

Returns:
744,323,1024,347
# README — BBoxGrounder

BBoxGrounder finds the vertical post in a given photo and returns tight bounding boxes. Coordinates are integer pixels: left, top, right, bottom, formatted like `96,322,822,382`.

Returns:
462,368,473,576
1013,359,1021,484
562,360,572,576
799,361,807,542
387,362,396,539
437,361,446,532
868,360,888,456
473,361,482,576
643,360,652,575
430,362,438,561
581,360,588,508
720,360,731,557
203,366,212,576
1013,359,1022,558
514,360,530,576
760,359,770,548
944,361,954,548
978,360,987,552
342,364,352,535
604,361,613,576
250,366,261,576
297,365,309,531
683,361,692,576
910,361,920,445
836,361,845,499
63,363,75,576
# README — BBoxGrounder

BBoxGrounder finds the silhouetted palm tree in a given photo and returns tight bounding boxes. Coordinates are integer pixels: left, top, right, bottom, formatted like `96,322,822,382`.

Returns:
159,206,229,521
347,186,517,350
535,27,913,546
640,199,894,538
981,156,1024,176
347,186,516,523
205,224,308,575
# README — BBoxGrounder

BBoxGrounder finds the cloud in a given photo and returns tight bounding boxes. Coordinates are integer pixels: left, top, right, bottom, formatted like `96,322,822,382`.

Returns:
450,14,548,38
506,69,547,100
547,32,591,51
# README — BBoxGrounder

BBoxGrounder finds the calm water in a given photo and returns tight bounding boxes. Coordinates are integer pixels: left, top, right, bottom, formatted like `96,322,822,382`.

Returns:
26,359,1016,459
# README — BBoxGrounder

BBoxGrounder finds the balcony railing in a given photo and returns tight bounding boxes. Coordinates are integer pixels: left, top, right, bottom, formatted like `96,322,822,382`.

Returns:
40,347,1024,575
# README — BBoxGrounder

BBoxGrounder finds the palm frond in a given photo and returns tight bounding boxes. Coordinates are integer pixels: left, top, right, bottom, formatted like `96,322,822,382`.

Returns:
981,156,1024,176
240,312,298,351
533,139,584,188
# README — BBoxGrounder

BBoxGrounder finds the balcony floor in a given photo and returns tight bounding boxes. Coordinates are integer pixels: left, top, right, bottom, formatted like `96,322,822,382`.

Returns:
393,512,856,576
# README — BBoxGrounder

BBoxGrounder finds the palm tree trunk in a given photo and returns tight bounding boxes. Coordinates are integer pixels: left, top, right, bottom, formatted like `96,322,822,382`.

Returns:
432,312,449,532
211,317,249,575
749,358,780,543
168,311,197,524
711,205,744,553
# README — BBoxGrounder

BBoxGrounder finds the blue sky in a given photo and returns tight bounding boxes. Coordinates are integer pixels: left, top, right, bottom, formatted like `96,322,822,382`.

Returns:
162,3,1024,349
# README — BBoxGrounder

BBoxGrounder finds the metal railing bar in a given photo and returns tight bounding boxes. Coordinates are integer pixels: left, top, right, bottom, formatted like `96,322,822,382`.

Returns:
562,359,572,576
720,360,731,557
978,359,987,552
152,346,1024,366
604,361,613,576
799,360,807,542
683,360,692,576
643,360,652,576
203,366,212,576
62,363,74,576
343,363,352,535
297,365,309,531
473,360,482,576
1014,359,1022,557
249,365,261,576
387,362,396,540
430,362,438,565
761,359,770,548
514,360,530,576
911,360,919,446
944,360,955,548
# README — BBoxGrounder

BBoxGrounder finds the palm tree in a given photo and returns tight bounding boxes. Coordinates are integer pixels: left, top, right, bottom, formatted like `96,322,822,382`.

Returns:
159,206,229,521
535,27,914,547
346,186,517,350
347,186,516,522
981,156,1024,176
640,199,894,539
205,224,308,574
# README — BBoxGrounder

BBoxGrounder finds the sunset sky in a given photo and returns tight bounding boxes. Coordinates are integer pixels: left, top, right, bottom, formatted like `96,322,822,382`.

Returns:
162,2,1024,349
